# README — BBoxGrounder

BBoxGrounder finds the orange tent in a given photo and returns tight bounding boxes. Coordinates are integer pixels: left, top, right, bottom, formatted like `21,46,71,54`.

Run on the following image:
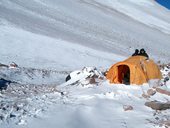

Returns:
106,56,162,85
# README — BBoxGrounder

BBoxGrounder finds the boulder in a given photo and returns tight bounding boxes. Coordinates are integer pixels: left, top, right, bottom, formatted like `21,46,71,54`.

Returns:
145,101,170,110
156,88,170,96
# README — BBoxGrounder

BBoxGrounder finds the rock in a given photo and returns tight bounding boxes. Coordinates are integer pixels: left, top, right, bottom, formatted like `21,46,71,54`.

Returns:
168,72,170,77
89,77,96,84
65,67,104,86
159,120,170,128
164,120,170,127
147,89,156,96
145,101,170,110
0,115,4,120
156,88,170,96
10,113,16,118
155,117,159,120
123,105,133,111
142,93,150,99
9,62,18,69
65,75,71,82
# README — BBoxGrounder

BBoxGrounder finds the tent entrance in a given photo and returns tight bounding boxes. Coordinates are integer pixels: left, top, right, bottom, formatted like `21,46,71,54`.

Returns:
118,65,130,85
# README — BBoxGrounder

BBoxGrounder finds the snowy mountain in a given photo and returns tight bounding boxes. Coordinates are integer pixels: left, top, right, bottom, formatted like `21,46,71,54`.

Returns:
0,0,170,128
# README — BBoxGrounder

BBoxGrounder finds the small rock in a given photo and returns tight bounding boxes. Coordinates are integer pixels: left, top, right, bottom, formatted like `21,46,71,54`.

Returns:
89,77,96,84
60,92,64,96
0,115,4,120
147,89,156,96
2,107,6,111
123,105,133,111
10,113,16,118
155,117,159,120
142,93,150,99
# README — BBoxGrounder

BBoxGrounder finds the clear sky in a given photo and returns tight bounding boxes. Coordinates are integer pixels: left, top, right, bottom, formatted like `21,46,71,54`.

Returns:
156,0,170,9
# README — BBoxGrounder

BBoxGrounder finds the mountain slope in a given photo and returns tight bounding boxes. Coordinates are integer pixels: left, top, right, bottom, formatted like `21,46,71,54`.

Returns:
0,0,170,66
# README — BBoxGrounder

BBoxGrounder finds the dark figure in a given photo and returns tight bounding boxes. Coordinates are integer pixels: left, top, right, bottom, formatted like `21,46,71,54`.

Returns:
139,48,149,58
122,71,130,85
132,49,139,56
0,78,12,90
65,75,71,82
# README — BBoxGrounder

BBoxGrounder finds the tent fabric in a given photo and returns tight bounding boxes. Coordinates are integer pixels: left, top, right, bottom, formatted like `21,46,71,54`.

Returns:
106,56,162,85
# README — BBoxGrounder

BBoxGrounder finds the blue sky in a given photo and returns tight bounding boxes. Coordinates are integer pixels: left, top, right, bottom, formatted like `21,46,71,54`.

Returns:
156,0,170,9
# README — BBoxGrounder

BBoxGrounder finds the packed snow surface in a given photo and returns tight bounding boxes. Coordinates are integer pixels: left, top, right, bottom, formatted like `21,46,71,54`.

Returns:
1,81,170,128
1,66,170,128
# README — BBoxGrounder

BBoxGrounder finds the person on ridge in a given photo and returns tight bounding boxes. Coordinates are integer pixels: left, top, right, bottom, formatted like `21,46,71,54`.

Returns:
139,48,149,58
132,49,139,56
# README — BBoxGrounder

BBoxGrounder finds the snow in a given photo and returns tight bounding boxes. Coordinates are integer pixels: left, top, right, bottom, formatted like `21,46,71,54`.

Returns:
0,0,170,128
0,25,123,70
1,82,169,128
94,0,170,34
1,67,170,128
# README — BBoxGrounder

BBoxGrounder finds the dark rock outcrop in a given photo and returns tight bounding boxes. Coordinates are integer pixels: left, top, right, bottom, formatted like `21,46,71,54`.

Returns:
145,101,170,110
